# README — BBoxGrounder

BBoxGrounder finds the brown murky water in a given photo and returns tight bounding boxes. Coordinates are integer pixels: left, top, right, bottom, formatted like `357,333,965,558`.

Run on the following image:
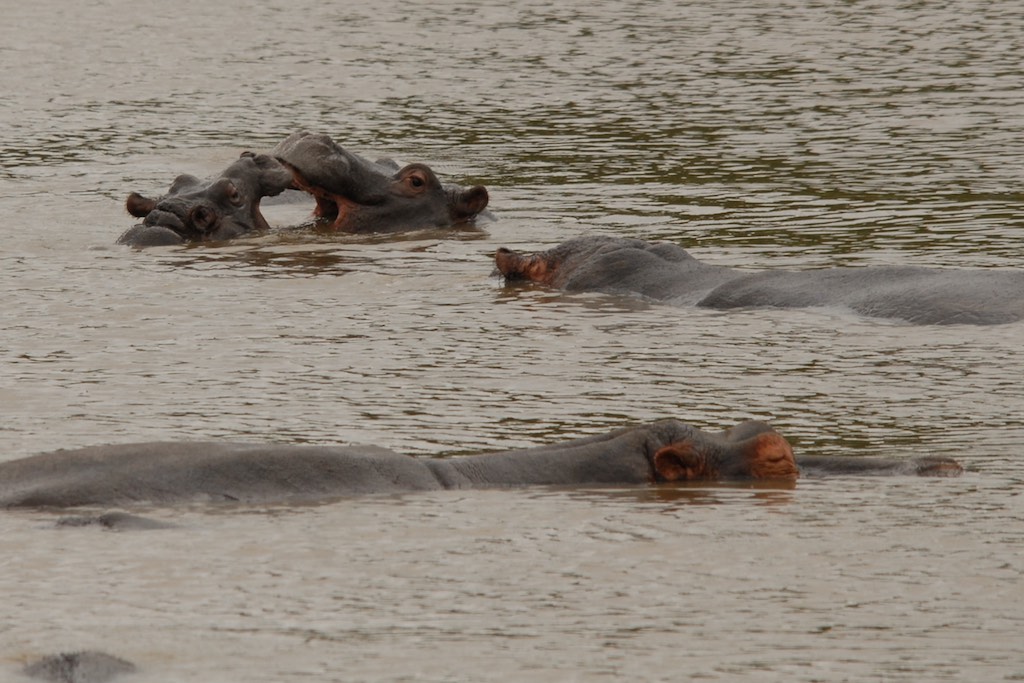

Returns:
2,0,1023,680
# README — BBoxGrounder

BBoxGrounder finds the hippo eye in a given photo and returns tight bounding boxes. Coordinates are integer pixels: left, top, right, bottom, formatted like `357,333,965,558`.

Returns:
397,166,434,195
213,179,243,206
224,181,242,205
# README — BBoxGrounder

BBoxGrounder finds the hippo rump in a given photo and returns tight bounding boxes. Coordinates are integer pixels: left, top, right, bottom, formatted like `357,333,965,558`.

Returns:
496,235,1024,325
0,420,959,509
118,132,490,247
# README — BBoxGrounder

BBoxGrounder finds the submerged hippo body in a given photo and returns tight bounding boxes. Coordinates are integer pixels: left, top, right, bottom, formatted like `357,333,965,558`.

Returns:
118,132,490,246
272,131,490,233
118,152,294,247
0,420,958,509
23,651,135,683
496,236,1024,325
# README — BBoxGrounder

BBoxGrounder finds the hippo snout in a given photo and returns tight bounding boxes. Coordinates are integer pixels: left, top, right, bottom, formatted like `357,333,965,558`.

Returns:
116,223,186,247
495,247,554,284
143,207,185,231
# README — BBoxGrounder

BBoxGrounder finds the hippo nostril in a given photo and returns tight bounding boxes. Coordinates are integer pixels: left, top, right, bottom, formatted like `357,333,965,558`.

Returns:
189,205,218,231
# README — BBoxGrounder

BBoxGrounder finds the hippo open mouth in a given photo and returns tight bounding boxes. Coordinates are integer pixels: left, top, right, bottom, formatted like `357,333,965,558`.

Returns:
117,152,294,247
272,131,489,233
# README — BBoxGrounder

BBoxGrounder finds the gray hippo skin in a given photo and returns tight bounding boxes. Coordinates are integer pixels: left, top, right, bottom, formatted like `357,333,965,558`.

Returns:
0,421,959,509
272,131,490,233
55,511,176,530
23,651,134,683
495,235,1024,325
117,152,294,247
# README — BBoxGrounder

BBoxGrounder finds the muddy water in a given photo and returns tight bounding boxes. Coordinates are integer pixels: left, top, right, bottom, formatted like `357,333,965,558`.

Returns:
2,0,1023,680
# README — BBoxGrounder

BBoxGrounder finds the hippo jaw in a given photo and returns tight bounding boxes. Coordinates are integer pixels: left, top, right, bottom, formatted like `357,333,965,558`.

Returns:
118,152,292,247
273,131,489,233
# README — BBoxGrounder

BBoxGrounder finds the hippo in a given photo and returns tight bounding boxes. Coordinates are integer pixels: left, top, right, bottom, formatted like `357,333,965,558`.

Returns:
0,420,959,509
272,131,490,233
118,133,490,247
23,651,134,683
117,152,294,247
495,235,1024,325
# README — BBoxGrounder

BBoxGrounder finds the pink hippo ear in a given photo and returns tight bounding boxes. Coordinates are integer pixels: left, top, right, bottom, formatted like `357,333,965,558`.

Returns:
452,185,489,220
740,432,799,481
126,192,158,218
652,442,710,482
911,456,963,477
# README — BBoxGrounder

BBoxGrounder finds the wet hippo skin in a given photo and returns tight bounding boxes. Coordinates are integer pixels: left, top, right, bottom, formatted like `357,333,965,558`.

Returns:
0,420,959,509
495,235,1024,325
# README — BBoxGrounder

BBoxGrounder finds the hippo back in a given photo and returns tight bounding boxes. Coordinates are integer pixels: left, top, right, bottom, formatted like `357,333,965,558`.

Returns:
0,442,443,508
699,266,1024,325
556,237,734,303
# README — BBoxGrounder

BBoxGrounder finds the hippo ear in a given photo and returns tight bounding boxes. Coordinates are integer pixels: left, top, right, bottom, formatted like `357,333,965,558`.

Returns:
451,185,489,220
738,432,799,480
652,442,708,482
126,192,158,217
911,456,963,477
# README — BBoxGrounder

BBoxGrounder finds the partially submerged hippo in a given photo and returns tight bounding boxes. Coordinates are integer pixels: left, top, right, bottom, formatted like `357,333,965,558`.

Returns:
272,131,489,233
0,420,959,509
118,132,490,247
496,235,1024,325
23,651,134,683
117,152,294,247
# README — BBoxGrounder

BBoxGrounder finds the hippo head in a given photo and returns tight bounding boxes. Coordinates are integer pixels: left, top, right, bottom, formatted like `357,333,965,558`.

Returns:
651,420,800,482
272,131,489,233
495,245,563,286
117,152,294,247
494,236,632,289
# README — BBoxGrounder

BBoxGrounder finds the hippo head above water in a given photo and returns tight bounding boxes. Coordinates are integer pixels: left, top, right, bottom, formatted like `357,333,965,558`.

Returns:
272,131,490,233
118,152,294,247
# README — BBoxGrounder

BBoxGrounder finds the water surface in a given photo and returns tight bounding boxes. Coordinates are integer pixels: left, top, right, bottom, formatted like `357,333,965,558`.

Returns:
1,1,1022,681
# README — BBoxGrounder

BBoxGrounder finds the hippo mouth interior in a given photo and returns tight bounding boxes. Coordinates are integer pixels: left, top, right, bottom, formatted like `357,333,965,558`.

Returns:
270,132,489,233
278,161,371,229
